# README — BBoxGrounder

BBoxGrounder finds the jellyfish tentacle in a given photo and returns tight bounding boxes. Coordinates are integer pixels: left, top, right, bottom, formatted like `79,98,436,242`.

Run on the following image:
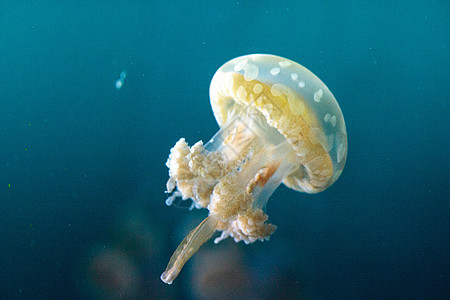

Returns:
160,215,218,284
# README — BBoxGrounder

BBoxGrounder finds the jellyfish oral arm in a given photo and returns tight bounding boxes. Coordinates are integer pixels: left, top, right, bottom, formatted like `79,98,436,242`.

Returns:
161,106,298,283
160,215,218,284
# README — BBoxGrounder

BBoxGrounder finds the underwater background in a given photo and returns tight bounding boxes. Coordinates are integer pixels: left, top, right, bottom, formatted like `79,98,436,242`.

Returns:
1,1,449,299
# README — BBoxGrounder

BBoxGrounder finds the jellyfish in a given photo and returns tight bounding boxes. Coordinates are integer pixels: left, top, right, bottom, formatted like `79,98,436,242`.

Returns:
160,54,347,284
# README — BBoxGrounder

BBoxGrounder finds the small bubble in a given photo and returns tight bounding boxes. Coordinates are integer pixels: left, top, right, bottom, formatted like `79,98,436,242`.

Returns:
115,80,123,89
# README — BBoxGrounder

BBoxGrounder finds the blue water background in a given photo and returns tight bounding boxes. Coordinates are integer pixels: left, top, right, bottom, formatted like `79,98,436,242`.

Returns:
1,1,449,299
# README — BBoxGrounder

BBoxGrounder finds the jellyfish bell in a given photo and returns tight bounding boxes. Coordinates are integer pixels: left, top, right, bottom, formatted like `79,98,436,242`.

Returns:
161,54,347,284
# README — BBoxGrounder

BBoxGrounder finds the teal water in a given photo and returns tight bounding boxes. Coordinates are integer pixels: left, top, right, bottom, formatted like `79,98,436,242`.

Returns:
1,1,448,299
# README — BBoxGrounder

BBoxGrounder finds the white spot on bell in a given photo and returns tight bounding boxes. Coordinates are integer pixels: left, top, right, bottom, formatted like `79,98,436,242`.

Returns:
253,83,262,94
237,85,248,101
337,143,345,163
279,60,292,68
234,59,259,81
314,89,323,102
270,67,280,76
330,115,337,127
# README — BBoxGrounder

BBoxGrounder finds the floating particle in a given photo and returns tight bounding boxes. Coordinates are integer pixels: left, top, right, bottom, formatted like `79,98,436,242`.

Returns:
115,70,127,90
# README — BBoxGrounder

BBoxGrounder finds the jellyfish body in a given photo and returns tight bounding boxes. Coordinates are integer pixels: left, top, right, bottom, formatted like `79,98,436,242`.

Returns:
161,54,347,284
